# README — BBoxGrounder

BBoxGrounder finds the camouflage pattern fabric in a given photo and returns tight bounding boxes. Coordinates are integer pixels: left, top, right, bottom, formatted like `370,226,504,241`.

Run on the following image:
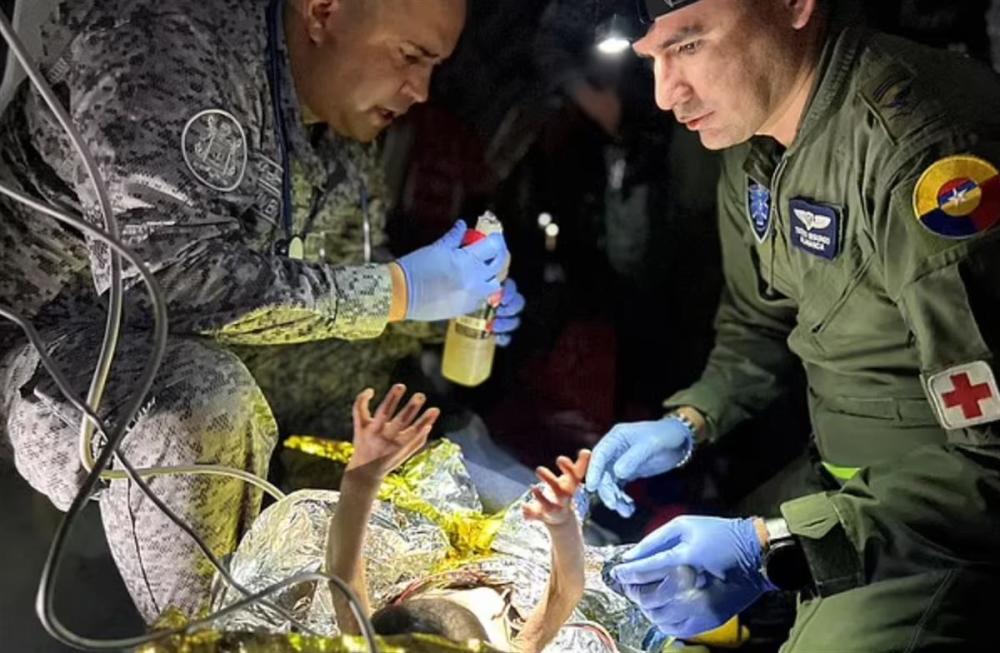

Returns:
0,0,413,622
0,319,277,621
0,0,391,348
231,139,443,439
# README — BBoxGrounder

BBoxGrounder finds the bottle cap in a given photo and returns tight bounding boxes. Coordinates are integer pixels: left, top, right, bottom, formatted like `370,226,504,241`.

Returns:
461,229,487,247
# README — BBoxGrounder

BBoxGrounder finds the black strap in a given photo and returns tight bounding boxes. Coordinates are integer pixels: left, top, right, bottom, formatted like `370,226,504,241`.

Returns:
797,523,865,598
637,0,703,24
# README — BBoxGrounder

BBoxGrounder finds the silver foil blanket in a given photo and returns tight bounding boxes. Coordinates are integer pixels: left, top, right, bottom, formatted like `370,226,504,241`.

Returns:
211,440,658,651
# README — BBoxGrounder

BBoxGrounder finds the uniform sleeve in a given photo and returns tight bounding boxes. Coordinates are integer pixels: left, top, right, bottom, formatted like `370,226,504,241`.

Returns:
43,13,390,344
664,153,800,439
781,138,1000,592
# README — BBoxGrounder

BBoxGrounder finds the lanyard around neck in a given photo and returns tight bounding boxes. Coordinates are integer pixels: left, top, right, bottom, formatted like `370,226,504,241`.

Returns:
265,0,293,240
264,0,372,263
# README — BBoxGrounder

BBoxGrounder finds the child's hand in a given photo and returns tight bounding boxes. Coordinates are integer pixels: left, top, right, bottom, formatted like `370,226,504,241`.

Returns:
347,384,440,480
523,450,591,527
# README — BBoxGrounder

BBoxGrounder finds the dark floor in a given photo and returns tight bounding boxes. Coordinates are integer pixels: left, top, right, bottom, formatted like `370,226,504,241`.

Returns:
0,465,143,652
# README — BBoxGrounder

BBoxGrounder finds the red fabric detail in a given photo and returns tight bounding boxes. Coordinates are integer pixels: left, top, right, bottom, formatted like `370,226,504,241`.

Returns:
970,174,1000,232
942,372,993,419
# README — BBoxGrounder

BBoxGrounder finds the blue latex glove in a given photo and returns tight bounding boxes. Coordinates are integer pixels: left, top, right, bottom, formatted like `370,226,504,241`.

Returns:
584,418,694,518
492,279,525,347
612,516,774,638
397,220,508,322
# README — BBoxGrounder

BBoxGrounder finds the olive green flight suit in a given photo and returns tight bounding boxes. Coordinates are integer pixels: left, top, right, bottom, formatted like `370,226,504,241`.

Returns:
665,26,1000,650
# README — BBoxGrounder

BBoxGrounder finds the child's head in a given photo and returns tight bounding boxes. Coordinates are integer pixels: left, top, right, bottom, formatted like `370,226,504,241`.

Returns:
371,598,489,643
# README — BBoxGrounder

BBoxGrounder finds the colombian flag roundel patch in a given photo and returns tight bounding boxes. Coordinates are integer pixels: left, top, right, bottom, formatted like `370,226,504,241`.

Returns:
913,155,1000,239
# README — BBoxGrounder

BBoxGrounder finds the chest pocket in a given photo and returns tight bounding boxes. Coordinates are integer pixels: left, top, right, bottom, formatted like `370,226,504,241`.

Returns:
786,205,908,359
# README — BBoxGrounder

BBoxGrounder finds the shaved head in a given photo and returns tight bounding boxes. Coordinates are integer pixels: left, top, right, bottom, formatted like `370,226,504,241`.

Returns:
286,0,466,141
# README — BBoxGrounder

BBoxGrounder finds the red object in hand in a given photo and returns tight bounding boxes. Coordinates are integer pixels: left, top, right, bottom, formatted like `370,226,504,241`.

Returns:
462,227,503,314
461,228,487,246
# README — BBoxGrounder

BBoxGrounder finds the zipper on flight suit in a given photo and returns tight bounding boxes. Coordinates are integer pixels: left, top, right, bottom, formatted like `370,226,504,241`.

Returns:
766,156,791,294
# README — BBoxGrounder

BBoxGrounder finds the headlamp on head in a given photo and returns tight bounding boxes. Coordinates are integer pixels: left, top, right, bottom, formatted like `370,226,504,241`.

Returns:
595,13,642,56
636,0,703,24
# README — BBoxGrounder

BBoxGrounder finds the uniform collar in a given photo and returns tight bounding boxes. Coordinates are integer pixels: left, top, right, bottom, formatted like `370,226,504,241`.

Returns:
792,24,866,153
742,22,866,184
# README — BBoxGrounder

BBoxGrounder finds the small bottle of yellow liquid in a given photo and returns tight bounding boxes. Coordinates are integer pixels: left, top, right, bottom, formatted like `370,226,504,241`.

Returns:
442,212,508,387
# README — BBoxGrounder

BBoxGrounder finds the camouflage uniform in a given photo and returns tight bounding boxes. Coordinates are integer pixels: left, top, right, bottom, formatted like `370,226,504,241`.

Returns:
0,0,395,621
233,146,443,439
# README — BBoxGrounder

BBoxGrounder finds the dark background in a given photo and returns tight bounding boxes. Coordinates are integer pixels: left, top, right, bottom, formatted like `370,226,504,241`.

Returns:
1,0,996,650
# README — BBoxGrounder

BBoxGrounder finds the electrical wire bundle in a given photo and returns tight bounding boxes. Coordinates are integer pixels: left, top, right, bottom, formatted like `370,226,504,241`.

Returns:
0,11,377,652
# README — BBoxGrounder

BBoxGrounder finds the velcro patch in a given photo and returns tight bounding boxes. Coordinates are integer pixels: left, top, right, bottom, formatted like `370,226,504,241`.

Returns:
746,179,773,244
924,361,1000,430
790,199,840,261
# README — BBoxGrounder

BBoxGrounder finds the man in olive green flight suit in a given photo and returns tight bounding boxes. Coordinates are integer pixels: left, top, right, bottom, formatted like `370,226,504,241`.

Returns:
586,0,1000,649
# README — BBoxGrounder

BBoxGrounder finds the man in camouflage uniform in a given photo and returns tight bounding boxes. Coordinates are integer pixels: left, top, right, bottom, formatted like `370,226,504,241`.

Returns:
232,135,445,440
0,0,524,623
586,0,1000,649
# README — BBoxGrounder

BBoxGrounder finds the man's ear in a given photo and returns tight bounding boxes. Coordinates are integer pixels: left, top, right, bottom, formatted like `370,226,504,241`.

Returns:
786,0,820,30
303,0,344,45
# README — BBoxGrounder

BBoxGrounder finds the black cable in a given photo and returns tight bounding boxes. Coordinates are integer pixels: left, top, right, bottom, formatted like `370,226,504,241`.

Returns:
0,9,378,650
0,305,330,636
0,151,374,652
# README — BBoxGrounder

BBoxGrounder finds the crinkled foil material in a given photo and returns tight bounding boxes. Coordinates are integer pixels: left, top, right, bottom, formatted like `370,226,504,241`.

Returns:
141,609,506,652
209,439,659,652
212,489,451,636
487,491,657,651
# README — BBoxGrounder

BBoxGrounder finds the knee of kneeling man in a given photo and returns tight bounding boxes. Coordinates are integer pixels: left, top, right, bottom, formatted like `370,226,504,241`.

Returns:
115,346,278,466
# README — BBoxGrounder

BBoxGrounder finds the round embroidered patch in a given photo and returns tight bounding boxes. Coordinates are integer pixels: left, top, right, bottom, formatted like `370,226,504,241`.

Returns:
913,155,1000,239
182,109,248,192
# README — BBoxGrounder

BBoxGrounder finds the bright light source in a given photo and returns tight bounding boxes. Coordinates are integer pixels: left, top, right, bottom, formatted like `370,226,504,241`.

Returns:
545,223,560,238
537,212,553,228
597,37,631,56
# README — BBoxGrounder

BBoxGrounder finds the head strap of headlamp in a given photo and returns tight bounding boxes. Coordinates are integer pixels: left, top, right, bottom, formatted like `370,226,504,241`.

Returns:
637,0,702,24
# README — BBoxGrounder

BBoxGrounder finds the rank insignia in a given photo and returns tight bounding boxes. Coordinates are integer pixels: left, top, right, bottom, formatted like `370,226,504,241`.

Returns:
925,361,1000,430
182,109,248,192
913,155,1000,239
871,75,914,119
746,179,772,244
790,199,841,261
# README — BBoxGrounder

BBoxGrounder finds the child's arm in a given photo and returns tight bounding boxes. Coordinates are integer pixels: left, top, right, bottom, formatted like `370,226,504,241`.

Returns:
513,451,591,653
326,384,440,635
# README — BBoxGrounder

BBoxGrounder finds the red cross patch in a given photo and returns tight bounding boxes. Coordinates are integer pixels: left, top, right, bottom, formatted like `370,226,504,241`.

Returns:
925,362,1000,429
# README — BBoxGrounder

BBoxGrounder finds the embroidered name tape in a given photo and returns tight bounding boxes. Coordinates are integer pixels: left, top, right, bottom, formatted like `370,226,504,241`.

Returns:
790,199,841,261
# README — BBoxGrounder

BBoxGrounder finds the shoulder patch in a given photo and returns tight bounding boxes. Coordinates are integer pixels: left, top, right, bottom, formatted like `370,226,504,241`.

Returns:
870,74,914,122
860,61,943,143
924,361,1000,430
182,109,248,192
913,155,1000,239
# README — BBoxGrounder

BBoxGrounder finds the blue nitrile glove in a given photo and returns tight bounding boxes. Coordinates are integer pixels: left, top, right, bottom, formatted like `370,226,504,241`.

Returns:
584,417,694,518
612,516,774,638
492,279,525,347
397,220,508,322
